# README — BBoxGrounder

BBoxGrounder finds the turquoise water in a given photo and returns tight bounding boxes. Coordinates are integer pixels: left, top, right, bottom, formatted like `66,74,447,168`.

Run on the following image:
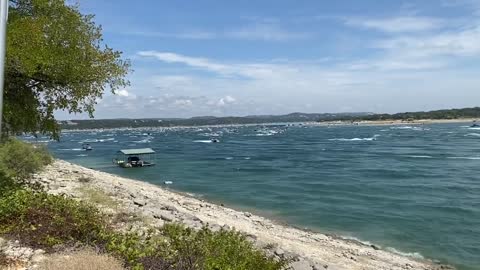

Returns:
34,123,480,269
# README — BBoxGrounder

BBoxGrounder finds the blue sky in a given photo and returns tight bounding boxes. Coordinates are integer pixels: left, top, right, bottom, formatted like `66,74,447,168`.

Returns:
63,0,480,119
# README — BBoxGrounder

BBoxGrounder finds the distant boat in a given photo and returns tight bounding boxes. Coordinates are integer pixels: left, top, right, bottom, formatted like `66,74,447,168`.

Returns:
211,138,220,143
471,120,479,127
113,148,156,168
82,144,93,151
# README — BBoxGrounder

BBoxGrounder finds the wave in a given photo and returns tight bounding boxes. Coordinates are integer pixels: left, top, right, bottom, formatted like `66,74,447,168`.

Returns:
468,127,480,130
465,133,480,137
407,155,433,159
447,156,480,160
340,236,424,259
76,154,88,157
390,126,413,130
390,126,428,131
225,157,233,160
134,139,151,143
80,138,115,143
385,247,424,259
194,140,213,143
329,135,380,142
59,148,84,151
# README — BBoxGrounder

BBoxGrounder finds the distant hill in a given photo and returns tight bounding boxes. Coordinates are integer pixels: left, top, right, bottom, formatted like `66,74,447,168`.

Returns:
59,112,370,130
59,107,480,130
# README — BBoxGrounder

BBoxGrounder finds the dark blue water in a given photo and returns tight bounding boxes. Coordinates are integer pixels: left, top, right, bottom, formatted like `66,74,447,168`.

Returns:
30,123,480,269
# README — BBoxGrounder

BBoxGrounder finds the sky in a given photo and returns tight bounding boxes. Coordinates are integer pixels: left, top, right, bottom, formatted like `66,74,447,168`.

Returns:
59,0,480,119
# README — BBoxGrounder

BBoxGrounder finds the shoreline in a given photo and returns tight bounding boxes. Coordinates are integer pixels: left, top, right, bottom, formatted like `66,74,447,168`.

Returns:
31,159,453,270
60,118,477,133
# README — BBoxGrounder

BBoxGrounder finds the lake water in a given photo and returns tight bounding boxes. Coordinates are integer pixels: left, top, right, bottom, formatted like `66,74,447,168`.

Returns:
30,123,480,269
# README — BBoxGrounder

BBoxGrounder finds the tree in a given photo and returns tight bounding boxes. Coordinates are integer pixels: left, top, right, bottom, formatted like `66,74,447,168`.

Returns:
4,0,130,139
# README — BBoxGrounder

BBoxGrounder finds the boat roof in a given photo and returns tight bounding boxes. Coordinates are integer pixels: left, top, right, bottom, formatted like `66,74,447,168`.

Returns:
118,148,155,155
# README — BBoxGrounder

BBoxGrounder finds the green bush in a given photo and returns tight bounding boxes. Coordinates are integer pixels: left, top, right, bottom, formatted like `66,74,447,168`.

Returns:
105,223,287,270
0,190,106,250
0,138,52,181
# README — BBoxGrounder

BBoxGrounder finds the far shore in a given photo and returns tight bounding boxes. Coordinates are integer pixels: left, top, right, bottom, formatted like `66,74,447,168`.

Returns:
60,118,477,133
31,160,454,270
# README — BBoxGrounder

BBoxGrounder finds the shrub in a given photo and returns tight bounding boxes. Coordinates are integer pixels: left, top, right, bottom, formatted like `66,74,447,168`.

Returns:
105,223,287,270
0,138,52,181
0,190,106,250
0,170,20,197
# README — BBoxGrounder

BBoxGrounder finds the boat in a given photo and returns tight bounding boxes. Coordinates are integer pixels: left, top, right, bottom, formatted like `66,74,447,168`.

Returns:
82,144,93,151
113,148,156,168
471,120,479,127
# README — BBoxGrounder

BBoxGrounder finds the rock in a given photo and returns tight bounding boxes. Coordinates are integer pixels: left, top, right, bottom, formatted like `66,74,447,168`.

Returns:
244,212,252,218
313,234,328,241
160,205,177,212
31,253,45,264
370,244,381,250
274,248,285,257
129,193,136,198
133,199,146,207
209,224,222,232
245,234,257,242
289,260,313,270
285,251,300,261
160,213,175,222
0,237,6,248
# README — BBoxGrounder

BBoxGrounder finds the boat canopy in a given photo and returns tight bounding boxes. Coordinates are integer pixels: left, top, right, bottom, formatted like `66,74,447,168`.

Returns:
118,148,155,155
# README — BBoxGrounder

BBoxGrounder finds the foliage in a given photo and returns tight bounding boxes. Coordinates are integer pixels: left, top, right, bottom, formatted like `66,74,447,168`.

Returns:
105,223,287,270
0,188,286,270
5,0,130,138
0,190,106,250
0,138,52,181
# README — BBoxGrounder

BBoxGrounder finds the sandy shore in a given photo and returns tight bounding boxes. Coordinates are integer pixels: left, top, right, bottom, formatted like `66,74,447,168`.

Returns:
31,160,453,270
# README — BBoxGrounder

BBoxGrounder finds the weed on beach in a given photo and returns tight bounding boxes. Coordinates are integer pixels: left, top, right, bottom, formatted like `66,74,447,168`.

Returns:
0,190,105,250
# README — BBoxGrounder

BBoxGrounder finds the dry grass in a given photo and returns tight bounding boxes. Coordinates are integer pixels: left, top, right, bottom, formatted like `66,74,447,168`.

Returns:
38,249,125,270
0,252,27,270
76,186,118,209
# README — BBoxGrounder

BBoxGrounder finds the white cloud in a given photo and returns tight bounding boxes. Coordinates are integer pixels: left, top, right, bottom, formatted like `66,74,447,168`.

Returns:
173,99,193,107
374,26,480,58
226,23,311,41
127,31,216,39
114,89,131,97
125,23,310,41
345,16,444,33
138,51,229,74
217,95,236,106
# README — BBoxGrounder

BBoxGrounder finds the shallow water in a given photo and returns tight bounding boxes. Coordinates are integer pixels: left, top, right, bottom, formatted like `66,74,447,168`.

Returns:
33,123,480,269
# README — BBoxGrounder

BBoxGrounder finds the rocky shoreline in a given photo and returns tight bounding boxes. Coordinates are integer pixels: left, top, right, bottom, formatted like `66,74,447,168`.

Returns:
8,160,453,270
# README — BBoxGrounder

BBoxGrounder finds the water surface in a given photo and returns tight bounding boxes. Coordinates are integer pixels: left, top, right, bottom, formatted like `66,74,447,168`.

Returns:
32,123,480,269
